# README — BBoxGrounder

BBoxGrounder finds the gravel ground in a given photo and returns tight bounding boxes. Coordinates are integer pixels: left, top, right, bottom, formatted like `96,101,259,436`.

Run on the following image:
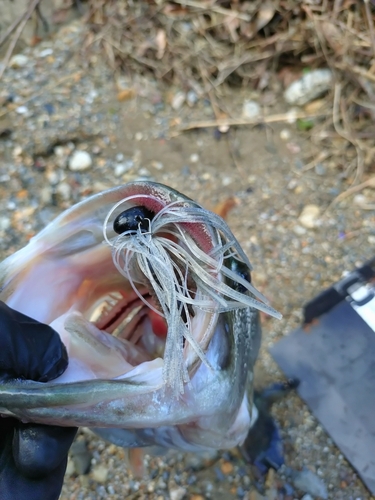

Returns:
0,20,374,500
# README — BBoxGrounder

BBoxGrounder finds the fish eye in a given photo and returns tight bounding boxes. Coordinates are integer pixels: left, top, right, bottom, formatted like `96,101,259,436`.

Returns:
113,206,155,235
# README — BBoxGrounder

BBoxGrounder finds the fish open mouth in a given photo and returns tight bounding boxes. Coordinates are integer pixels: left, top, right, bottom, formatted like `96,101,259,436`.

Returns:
1,182,281,398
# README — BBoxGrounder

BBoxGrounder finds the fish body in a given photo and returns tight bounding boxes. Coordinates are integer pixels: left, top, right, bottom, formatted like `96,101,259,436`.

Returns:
0,182,280,453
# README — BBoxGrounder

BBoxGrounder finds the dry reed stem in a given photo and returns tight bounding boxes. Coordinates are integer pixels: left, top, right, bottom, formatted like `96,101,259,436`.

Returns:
171,111,328,135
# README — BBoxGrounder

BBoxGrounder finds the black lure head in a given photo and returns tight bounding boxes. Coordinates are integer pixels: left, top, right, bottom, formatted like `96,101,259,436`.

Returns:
113,206,155,235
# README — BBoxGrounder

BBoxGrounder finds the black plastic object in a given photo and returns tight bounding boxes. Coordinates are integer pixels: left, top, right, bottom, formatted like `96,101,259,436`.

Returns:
270,257,375,495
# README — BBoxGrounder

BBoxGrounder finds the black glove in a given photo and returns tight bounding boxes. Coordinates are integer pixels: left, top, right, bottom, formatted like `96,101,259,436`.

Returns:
0,302,77,500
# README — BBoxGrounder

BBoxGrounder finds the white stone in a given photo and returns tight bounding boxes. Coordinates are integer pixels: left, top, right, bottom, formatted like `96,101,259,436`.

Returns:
9,54,29,68
56,182,71,200
293,224,307,235
69,151,92,171
91,465,108,483
169,486,186,500
284,69,333,106
114,164,126,177
242,100,261,119
38,48,53,58
54,146,65,157
16,106,28,115
0,217,11,231
280,129,291,140
298,204,320,229
171,91,186,110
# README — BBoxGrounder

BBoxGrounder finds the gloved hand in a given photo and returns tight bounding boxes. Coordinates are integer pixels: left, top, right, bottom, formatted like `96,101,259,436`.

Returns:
0,302,77,500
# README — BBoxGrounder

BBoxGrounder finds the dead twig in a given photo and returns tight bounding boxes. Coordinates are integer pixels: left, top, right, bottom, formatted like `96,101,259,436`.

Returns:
333,83,365,184
328,175,375,208
363,0,375,59
0,10,29,48
0,0,42,81
172,0,251,22
171,111,327,135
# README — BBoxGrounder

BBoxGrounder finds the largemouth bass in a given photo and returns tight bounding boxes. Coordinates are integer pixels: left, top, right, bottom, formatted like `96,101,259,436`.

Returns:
0,181,281,453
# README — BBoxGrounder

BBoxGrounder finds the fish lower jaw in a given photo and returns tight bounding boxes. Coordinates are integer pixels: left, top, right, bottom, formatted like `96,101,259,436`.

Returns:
50,287,194,386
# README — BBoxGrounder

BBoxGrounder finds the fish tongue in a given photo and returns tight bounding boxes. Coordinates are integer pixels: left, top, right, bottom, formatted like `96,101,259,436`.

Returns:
50,312,138,380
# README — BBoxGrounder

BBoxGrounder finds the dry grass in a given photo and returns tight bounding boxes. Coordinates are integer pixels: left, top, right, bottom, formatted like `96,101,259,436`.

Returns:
81,0,375,188
1,0,375,193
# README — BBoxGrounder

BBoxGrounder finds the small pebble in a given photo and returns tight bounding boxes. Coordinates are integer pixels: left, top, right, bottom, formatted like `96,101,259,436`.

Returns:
284,68,333,105
314,163,326,176
221,461,233,474
242,100,261,119
354,194,367,206
38,48,54,57
187,90,198,106
69,150,93,171
0,217,11,232
91,465,109,483
280,129,291,140
150,160,164,170
171,91,186,110
298,204,320,229
54,146,65,157
39,186,53,204
16,106,28,115
138,167,150,176
56,182,71,201
190,153,199,163
157,478,167,489
13,145,23,157
169,486,186,500
114,163,131,177
293,468,328,499
9,54,29,68
293,224,307,235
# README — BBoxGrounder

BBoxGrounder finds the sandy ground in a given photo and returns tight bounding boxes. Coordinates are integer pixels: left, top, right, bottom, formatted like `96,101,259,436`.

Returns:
0,17,374,500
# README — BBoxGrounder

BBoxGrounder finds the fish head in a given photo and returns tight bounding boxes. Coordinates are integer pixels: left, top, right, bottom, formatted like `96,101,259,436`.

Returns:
0,181,281,451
